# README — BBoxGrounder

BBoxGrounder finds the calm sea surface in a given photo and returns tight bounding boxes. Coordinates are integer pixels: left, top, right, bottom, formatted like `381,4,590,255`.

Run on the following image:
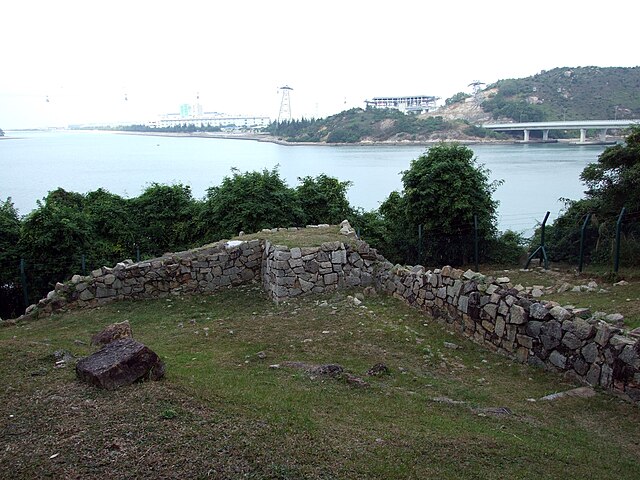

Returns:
0,130,607,234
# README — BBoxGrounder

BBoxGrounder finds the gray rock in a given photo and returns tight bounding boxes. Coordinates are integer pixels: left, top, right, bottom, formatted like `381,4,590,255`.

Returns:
564,318,594,340
541,320,562,340
529,303,550,320
600,364,613,388
549,350,567,369
526,320,543,337
562,331,583,350
605,313,624,324
531,288,544,298
586,364,601,386
581,342,599,363
508,305,527,324
76,338,165,390
549,306,571,322
619,345,640,368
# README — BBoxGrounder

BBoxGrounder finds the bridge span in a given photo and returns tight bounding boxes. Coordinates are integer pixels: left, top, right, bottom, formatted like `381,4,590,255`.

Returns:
482,119,640,143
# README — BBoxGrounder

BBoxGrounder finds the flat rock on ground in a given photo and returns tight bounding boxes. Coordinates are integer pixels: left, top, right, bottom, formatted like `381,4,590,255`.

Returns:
76,338,165,390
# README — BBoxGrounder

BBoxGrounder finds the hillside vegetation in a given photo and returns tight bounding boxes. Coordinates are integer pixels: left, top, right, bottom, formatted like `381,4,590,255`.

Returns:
479,66,640,122
266,108,501,143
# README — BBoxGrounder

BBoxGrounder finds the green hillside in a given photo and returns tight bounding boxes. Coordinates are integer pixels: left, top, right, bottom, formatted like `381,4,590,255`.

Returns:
481,66,640,122
266,107,498,143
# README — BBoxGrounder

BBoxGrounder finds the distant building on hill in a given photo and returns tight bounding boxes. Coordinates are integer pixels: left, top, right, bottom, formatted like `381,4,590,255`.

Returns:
365,95,439,113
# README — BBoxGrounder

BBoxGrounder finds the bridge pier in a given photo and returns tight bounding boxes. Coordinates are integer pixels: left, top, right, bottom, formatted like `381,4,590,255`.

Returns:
599,128,608,142
523,129,530,142
542,129,549,141
580,128,587,143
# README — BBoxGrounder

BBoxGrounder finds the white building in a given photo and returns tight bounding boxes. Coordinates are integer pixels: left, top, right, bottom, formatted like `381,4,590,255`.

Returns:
365,95,439,113
149,112,271,129
149,100,271,129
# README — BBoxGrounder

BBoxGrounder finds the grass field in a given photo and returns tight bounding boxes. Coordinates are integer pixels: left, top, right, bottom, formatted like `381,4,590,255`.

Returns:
2,283,639,479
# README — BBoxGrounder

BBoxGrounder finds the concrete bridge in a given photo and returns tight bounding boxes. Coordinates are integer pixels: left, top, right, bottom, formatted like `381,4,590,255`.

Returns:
481,119,640,143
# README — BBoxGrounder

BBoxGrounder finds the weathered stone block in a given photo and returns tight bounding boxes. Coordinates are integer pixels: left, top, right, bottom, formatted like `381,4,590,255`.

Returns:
516,334,533,349
600,364,613,388
90,321,133,346
529,303,550,320
324,273,338,285
508,305,527,324
586,364,601,386
595,324,613,346
549,306,571,322
619,345,640,368
549,350,567,369
483,303,498,319
331,249,347,265
562,331,583,350
96,287,116,298
526,320,542,337
76,339,165,390
564,318,595,340
581,342,599,363
495,317,506,338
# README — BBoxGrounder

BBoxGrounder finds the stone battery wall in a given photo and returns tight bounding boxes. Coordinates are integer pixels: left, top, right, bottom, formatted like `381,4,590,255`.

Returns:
261,239,382,302
25,239,263,319
19,226,640,404
375,263,640,403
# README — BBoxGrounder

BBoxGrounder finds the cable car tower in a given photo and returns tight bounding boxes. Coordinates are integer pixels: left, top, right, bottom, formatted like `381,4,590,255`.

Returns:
277,85,293,123
468,80,485,105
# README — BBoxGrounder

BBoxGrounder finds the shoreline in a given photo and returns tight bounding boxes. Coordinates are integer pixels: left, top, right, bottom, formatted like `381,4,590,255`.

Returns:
111,131,531,147
110,131,620,147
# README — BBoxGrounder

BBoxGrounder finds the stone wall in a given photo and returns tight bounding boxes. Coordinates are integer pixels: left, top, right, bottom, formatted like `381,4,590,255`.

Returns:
261,239,381,302
375,263,640,403
25,239,263,319
19,226,640,404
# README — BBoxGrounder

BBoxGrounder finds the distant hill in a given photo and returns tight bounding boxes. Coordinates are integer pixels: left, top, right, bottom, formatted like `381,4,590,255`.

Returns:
269,66,640,143
266,108,502,143
478,66,640,122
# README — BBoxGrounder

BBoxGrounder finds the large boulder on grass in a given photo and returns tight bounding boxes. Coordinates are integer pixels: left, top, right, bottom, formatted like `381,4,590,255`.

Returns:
76,338,165,390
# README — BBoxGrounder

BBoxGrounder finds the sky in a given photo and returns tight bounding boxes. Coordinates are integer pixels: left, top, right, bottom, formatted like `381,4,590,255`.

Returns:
1,0,638,129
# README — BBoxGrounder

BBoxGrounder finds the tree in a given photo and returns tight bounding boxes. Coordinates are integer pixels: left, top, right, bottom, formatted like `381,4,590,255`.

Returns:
0,128,4,137
199,167,301,240
546,126,640,265
131,183,199,257
296,174,353,225
0,198,22,317
445,92,470,106
83,189,136,265
381,144,500,266
580,125,640,217
19,189,92,301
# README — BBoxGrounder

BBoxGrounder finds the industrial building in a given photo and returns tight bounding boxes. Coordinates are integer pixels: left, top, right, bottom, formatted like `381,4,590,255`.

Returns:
365,95,439,113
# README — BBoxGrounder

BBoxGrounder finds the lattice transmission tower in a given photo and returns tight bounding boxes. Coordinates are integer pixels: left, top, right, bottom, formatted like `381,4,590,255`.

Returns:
468,80,485,105
278,85,293,122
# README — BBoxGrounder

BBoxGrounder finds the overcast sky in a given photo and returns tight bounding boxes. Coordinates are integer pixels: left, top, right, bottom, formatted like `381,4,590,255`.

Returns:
1,0,638,128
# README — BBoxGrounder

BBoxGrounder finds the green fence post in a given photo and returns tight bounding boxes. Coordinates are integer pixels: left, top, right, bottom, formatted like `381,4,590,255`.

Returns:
81,254,86,276
418,224,423,265
578,213,592,273
20,258,29,308
474,215,479,272
525,211,550,270
614,207,626,273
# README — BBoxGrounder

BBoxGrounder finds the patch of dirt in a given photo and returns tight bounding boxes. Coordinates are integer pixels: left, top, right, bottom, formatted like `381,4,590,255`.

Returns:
0,380,269,479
